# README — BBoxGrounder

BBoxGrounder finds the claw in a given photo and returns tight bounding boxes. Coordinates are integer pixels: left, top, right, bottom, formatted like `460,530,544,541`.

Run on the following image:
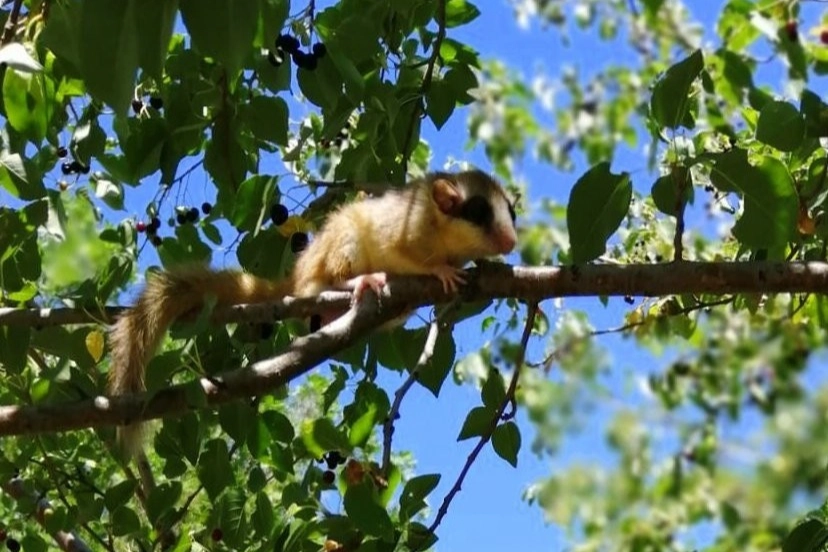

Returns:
431,265,466,293
349,272,388,305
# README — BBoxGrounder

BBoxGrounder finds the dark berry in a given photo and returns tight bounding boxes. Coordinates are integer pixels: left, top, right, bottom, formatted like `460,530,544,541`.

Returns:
267,48,285,67
270,203,289,226
334,137,344,147
148,217,161,232
325,456,338,470
201,202,212,215
292,50,317,70
136,221,147,233
79,163,91,175
131,99,143,114
259,322,274,340
6,538,20,552
821,29,828,44
276,33,300,53
328,450,346,466
312,42,327,58
56,146,68,158
624,295,635,305
176,212,188,225
61,162,73,175
704,184,715,192
211,528,223,542
322,470,336,485
151,235,163,247
187,207,200,223
309,314,322,333
785,20,798,41
149,97,164,110
167,217,176,227
290,232,309,253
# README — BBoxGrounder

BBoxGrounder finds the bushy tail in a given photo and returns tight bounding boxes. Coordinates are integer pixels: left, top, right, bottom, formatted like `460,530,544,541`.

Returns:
108,266,293,456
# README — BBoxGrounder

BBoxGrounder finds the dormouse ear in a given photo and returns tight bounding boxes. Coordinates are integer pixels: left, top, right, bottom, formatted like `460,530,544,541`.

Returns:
432,178,462,214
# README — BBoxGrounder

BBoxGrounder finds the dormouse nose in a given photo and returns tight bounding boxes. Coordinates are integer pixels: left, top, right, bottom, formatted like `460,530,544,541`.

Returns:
495,226,517,254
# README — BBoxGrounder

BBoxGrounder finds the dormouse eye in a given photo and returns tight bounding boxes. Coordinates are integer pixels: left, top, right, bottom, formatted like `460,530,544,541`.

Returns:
457,196,494,229
507,202,516,223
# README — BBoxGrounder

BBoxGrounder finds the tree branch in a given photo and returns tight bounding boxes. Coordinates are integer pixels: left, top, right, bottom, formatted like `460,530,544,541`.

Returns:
381,318,442,476
0,0,23,45
2,478,93,552
3,262,828,329
424,302,539,541
401,0,447,174
0,295,409,437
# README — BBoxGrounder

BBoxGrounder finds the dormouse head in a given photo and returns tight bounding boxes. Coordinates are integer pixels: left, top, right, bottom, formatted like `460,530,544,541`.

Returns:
430,169,518,259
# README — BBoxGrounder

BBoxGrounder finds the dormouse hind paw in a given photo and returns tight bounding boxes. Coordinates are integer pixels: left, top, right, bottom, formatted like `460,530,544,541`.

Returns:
348,272,388,305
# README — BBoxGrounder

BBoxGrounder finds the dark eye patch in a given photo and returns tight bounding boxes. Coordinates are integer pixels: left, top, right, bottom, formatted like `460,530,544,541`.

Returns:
457,195,494,229
507,201,516,223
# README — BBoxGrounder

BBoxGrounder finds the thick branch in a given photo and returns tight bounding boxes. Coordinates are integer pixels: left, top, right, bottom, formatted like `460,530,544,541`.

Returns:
3,262,828,328
0,298,408,437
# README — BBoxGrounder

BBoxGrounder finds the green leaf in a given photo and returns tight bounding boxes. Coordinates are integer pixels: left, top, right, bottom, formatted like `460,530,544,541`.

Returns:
782,518,828,552
244,96,289,145
301,418,351,459
79,0,140,115
0,326,31,374
261,410,295,443
650,49,703,130
344,382,390,448
134,0,178,80
214,489,247,548
710,149,797,248
343,481,394,540
399,474,441,522
566,162,632,263
104,480,137,512
426,80,455,129
252,492,275,536
230,175,278,232
651,168,694,217
197,438,234,499
0,152,45,200
414,330,455,397
444,0,481,28
481,369,506,409
457,406,495,441
491,421,521,467
219,401,256,443
146,481,182,524
406,522,438,551
756,100,806,152
179,0,259,75
2,69,50,143
111,506,141,536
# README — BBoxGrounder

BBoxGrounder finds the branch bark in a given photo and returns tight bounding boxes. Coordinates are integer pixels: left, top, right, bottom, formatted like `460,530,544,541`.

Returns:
2,261,828,328
0,296,409,437
1,261,827,437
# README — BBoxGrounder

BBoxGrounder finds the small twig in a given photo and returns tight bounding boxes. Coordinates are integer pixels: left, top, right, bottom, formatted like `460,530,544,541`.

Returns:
673,168,689,261
400,0,447,174
424,302,538,541
535,296,734,371
381,319,442,476
2,478,93,552
0,0,23,45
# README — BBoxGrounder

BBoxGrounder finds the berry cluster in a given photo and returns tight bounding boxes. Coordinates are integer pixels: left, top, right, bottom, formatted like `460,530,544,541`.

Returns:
61,160,90,175
136,216,163,246
268,33,326,71
319,121,352,150
269,202,309,254
131,95,164,115
318,450,347,486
